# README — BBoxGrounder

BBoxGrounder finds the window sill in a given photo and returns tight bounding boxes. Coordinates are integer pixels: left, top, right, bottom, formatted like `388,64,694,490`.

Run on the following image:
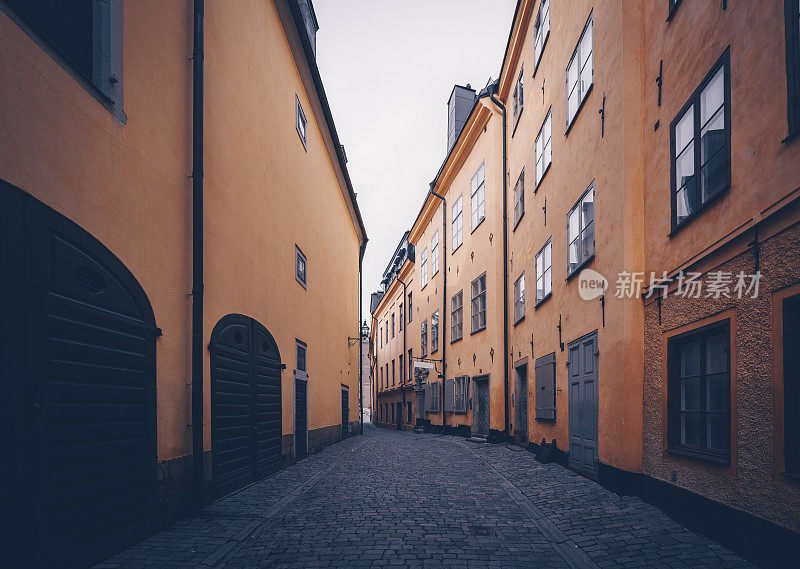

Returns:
450,336,463,345
781,125,800,145
564,83,594,137
296,275,308,289
470,325,487,336
666,447,730,465
513,211,525,232
535,292,552,308
535,416,555,422
511,106,524,138
668,183,730,237
565,253,595,282
534,163,551,193
513,314,525,326
471,217,486,235
452,243,462,255
780,471,800,481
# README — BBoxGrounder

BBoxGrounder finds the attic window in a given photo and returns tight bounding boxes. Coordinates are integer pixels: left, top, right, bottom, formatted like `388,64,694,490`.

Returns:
296,95,307,149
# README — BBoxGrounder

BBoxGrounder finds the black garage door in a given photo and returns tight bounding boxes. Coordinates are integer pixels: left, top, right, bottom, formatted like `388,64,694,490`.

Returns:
210,314,283,498
1,181,159,568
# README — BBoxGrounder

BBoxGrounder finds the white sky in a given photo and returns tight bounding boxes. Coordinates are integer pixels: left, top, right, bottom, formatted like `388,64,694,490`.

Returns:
314,0,517,325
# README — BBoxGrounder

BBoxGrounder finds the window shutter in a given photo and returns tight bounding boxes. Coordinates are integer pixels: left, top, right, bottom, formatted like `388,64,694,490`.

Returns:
425,383,431,413
535,353,556,420
444,378,455,412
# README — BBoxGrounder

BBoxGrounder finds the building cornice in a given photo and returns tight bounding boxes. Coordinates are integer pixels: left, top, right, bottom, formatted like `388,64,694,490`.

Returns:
497,0,534,102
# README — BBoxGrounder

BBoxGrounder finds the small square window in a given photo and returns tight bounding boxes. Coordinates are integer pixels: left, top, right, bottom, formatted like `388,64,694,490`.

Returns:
296,95,307,149
295,246,307,288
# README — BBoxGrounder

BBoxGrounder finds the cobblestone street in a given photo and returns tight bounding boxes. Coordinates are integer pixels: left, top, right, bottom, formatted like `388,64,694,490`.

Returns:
97,427,752,569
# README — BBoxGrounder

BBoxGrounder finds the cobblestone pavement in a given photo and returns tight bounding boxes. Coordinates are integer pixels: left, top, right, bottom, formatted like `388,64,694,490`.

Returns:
97,427,752,569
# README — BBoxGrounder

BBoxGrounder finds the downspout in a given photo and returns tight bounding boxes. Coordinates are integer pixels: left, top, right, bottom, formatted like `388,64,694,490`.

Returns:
191,0,205,506
489,89,509,439
429,190,447,430
359,242,366,435
397,277,408,428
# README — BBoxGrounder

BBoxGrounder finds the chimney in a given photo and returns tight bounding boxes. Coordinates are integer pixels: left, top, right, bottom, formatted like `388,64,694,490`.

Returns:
447,84,476,153
297,0,319,58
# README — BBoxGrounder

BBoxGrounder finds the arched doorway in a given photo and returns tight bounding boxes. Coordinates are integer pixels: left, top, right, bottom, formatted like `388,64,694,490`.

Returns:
1,182,159,568
210,314,283,498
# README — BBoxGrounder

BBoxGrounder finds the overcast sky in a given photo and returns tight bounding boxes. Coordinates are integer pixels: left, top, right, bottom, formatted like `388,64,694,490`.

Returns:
313,0,517,326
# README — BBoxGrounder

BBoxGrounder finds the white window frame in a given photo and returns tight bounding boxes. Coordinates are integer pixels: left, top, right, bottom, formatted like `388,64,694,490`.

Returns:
296,95,308,149
471,163,486,230
431,231,440,276
566,13,593,130
471,273,487,334
513,66,524,123
451,290,463,342
535,108,552,186
535,239,552,304
513,169,525,228
567,182,595,276
452,195,464,251
514,273,526,324
533,0,550,72
420,247,428,289
421,319,428,357
431,310,439,353
295,245,307,289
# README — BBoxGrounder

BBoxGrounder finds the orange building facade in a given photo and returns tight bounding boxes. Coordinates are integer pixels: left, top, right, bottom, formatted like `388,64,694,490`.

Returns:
0,1,366,566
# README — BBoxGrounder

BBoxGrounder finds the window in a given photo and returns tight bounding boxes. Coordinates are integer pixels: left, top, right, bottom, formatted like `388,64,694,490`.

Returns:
391,313,395,338
421,319,428,357
431,231,440,275
670,49,731,229
454,376,469,413
391,403,394,423
452,195,464,250
408,292,413,322
784,294,800,474
535,109,552,186
536,239,553,304
296,341,307,377
420,247,428,288
513,67,524,124
5,0,124,113
399,354,404,384
451,291,464,342
428,381,441,413
379,325,382,348
380,366,383,390
471,274,487,333
514,273,526,324
786,0,800,137
431,310,439,353
471,163,486,230
399,303,404,330
534,353,556,420
566,13,593,129
533,0,550,72
392,359,396,385
668,320,730,462
296,95,307,149
408,348,413,381
295,246,307,288
667,0,683,21
513,170,525,228
567,183,595,276
386,363,389,388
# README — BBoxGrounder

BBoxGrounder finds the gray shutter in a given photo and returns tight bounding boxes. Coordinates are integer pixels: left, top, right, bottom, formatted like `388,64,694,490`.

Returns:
425,383,431,413
444,378,455,412
535,353,556,420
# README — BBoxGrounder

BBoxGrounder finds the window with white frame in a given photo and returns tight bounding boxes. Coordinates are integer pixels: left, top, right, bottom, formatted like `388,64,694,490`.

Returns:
431,231,440,275
513,169,525,227
536,239,552,304
513,67,524,123
431,310,439,353
567,183,595,276
295,245,307,288
535,109,552,186
514,273,526,323
452,195,464,250
451,290,463,342
399,303,404,331
421,319,428,357
533,0,550,70
296,95,307,148
454,376,468,413
420,247,428,288
471,273,487,333
566,13,593,129
471,163,486,230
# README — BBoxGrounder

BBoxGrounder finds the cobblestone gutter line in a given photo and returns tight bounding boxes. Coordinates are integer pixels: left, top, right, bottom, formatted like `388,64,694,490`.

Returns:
204,437,371,568
450,438,599,569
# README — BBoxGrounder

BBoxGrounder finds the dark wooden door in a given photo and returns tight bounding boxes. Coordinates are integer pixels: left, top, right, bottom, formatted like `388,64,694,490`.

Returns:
295,379,308,457
210,315,282,498
784,294,800,474
341,387,349,438
475,378,490,436
2,183,159,568
568,331,598,479
515,364,528,440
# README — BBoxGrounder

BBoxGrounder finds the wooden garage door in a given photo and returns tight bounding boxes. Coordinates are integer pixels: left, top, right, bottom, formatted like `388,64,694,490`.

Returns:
210,314,282,498
1,182,159,568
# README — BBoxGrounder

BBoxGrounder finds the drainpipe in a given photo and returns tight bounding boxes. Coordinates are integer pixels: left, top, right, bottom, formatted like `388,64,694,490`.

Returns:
489,88,509,439
191,0,205,506
359,242,367,435
429,190,447,431
397,277,408,428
